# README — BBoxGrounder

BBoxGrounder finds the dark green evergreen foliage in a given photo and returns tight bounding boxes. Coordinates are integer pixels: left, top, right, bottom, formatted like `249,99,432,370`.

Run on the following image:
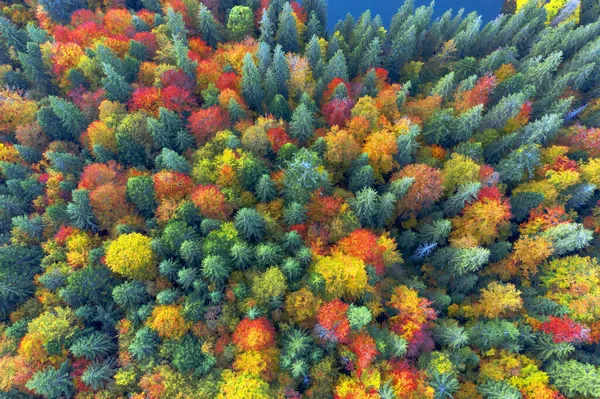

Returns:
155,148,191,173
67,189,99,232
70,332,117,361
468,320,520,351
255,242,284,268
147,107,187,152
172,335,216,375
25,362,73,399
161,220,199,255
284,202,306,226
198,5,222,48
431,246,490,277
128,327,159,361
231,242,254,270
242,53,264,112
532,334,575,362
60,265,115,307
289,103,315,145
433,322,469,350
443,182,481,216
283,149,327,203
81,359,116,390
478,380,522,399
276,3,299,53
305,35,324,79
177,267,199,289
102,63,131,103
269,94,292,120
280,328,319,379
349,164,376,193
46,152,83,176
126,175,156,218
113,281,148,310
323,50,349,84
18,41,54,95
429,371,460,399
201,255,231,284
350,187,380,227
255,174,277,203
259,12,274,46
0,245,42,319
234,208,266,242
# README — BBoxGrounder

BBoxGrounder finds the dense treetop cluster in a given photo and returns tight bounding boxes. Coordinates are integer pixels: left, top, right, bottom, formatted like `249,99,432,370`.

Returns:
1,0,600,398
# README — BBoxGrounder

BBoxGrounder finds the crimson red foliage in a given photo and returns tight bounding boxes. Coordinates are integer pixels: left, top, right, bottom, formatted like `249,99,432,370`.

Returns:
160,69,195,91
322,99,354,128
539,316,590,343
133,32,159,58
216,72,240,92
129,86,162,115
187,106,229,145
160,85,196,114
267,127,295,152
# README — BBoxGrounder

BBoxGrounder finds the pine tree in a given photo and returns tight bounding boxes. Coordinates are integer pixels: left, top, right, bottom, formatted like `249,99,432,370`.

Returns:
112,281,148,310
350,187,379,227
126,175,156,218
242,53,265,112
284,202,306,225
25,362,73,399
18,41,54,95
70,332,116,361
48,96,87,138
67,189,99,233
201,255,231,285
37,0,87,23
155,148,191,173
323,50,349,84
349,165,376,193
359,38,382,75
102,63,131,103
272,45,290,98
228,98,246,122
276,3,299,53
147,107,185,150
269,94,291,120
305,35,324,79
231,242,254,270
234,208,266,242
128,327,159,360
259,11,275,46
257,41,272,75
81,359,116,390
255,174,277,202
306,11,324,39
283,149,328,203
173,36,197,81
289,103,315,145
198,5,222,49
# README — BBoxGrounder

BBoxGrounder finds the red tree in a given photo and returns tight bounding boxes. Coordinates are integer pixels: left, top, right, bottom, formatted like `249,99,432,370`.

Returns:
187,106,229,145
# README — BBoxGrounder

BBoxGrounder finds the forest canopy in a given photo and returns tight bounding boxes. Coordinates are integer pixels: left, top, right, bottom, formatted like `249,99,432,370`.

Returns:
1,0,600,398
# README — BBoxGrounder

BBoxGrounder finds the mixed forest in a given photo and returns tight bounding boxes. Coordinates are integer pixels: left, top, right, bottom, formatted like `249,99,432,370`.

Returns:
1,0,600,398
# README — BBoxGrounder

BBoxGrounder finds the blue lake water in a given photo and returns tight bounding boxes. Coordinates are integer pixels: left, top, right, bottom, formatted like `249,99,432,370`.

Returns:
326,0,503,30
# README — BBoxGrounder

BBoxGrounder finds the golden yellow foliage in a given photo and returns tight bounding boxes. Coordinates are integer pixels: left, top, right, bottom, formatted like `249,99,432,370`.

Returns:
105,233,158,280
314,252,368,300
147,304,191,340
